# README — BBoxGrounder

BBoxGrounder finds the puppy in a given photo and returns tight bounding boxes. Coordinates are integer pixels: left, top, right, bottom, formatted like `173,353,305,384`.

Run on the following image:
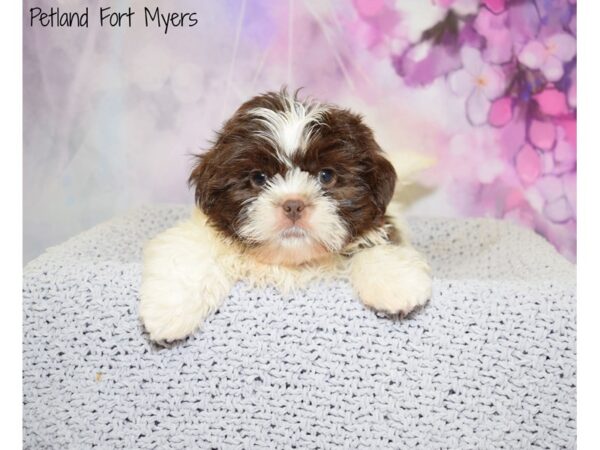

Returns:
140,89,432,342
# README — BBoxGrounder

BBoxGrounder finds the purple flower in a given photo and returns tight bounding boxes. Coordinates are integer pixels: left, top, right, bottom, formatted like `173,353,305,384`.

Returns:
534,173,574,225
394,41,462,87
474,8,512,64
507,1,542,43
448,47,506,125
518,33,576,82
475,1,542,65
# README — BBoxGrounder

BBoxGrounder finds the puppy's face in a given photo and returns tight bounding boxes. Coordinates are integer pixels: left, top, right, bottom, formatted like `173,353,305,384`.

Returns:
189,91,397,266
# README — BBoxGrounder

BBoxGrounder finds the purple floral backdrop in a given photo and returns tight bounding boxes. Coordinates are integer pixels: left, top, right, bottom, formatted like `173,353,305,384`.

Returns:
350,0,577,260
24,0,576,262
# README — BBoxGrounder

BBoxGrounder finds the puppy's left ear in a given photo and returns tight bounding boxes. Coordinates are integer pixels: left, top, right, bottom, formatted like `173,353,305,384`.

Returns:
369,152,397,214
188,150,218,212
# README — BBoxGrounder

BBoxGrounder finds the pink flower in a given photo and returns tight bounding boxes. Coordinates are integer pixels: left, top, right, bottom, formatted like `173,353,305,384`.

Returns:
488,97,512,127
448,47,506,125
483,0,506,14
518,33,576,81
515,143,541,185
553,126,576,174
519,124,576,224
475,2,541,64
528,120,556,151
533,87,570,116
474,9,512,64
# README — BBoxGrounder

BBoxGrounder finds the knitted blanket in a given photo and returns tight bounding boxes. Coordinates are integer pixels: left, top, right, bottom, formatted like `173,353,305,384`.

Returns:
23,205,576,449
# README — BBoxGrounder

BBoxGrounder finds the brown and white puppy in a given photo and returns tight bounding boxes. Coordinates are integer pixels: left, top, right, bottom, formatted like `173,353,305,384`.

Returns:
140,89,432,342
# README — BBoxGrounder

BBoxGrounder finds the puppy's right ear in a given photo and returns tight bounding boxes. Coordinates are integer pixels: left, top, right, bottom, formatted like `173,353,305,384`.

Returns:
188,150,218,212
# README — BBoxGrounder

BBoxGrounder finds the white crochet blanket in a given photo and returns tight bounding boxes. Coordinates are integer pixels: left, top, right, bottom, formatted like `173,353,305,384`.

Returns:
23,205,576,449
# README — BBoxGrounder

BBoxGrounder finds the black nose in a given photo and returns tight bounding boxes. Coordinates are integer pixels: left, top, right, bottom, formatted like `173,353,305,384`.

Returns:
282,199,305,221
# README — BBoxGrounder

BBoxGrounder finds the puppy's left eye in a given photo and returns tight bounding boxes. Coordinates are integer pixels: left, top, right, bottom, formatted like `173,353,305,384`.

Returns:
250,171,268,187
318,169,336,186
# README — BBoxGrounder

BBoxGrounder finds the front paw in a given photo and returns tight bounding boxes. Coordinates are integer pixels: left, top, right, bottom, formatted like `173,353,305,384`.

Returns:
139,277,224,342
139,222,233,342
350,245,432,316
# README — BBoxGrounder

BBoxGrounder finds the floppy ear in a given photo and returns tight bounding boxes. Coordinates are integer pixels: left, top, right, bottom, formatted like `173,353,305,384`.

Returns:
369,152,397,214
188,150,218,212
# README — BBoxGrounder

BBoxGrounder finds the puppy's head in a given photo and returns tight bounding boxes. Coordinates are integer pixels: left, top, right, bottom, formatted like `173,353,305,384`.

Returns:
189,89,397,266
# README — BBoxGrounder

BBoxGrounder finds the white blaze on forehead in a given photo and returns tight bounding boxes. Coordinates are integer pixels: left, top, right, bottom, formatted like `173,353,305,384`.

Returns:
238,168,347,252
267,167,322,200
248,94,328,161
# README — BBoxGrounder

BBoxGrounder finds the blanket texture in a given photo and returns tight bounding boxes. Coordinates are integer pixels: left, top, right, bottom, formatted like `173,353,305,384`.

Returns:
23,205,576,449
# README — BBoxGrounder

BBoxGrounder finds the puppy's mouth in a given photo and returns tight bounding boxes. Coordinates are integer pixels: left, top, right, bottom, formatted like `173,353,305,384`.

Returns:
279,226,309,240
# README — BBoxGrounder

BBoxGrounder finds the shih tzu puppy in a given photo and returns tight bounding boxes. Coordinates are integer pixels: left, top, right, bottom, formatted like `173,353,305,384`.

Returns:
140,89,432,342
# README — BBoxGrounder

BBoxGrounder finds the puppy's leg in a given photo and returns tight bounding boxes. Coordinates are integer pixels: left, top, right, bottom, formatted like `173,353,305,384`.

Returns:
350,244,432,316
139,220,233,342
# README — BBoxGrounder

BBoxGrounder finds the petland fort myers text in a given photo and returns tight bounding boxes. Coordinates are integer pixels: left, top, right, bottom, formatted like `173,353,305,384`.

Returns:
29,7,199,34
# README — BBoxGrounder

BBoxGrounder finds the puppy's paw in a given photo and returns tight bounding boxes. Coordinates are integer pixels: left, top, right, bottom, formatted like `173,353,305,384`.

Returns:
350,245,432,316
139,222,233,342
140,279,221,342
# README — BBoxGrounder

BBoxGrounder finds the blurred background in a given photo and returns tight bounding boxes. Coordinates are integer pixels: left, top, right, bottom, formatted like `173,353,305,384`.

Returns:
23,0,576,263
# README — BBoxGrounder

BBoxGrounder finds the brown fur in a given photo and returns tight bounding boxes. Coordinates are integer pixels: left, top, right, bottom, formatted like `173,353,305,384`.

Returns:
189,89,397,250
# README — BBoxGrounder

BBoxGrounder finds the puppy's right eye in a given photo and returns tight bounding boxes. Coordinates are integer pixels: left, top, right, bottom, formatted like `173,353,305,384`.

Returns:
250,171,268,187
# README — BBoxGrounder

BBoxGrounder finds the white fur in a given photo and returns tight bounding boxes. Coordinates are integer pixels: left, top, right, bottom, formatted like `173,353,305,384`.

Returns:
238,168,348,259
140,205,432,341
248,94,328,162
349,244,431,315
139,219,234,342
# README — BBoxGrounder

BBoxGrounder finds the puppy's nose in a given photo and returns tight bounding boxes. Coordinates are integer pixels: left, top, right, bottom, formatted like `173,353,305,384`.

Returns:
282,199,305,221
